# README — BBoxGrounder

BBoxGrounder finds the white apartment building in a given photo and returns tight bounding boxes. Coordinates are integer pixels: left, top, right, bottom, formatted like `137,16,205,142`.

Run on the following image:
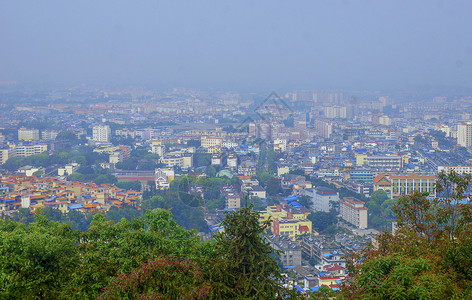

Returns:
18,128,40,141
211,154,222,165
116,128,160,140
222,140,238,149
378,115,392,126
0,149,10,164
0,144,47,164
109,151,125,164
227,154,238,168
160,154,193,168
324,105,347,119
339,197,368,229
93,125,111,142
458,121,472,147
438,165,472,174
12,144,48,158
304,186,339,213
58,163,80,176
201,136,223,148
41,130,60,140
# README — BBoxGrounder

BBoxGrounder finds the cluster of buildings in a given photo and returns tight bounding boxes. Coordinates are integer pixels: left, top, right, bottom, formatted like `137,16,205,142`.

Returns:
0,174,141,215
3,86,472,295
269,231,373,294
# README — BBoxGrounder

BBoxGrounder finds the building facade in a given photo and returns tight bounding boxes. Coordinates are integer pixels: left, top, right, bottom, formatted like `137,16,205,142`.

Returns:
304,186,339,212
221,185,241,209
457,121,472,147
260,205,313,241
92,125,111,142
438,165,472,174
373,173,437,198
339,197,368,228
18,128,40,141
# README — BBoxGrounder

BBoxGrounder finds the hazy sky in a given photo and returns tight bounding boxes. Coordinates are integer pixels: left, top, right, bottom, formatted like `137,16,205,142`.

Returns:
1,0,472,91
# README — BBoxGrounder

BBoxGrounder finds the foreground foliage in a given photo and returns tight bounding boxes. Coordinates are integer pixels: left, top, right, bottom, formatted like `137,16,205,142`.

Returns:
0,206,296,299
340,170,472,299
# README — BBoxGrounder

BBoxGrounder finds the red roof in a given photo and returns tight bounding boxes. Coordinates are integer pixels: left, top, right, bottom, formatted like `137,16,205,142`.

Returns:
324,263,344,272
298,225,309,232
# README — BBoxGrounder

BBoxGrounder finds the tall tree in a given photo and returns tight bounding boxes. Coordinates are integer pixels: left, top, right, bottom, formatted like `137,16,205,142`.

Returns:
210,204,295,299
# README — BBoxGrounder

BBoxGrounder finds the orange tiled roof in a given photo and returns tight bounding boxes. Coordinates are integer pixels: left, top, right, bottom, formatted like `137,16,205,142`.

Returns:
373,173,392,185
388,174,437,180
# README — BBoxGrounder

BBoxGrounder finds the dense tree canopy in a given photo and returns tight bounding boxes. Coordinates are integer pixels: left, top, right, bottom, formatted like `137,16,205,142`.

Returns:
0,206,299,299
341,170,472,299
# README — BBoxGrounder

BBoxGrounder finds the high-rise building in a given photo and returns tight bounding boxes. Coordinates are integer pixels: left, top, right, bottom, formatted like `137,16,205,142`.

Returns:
323,106,347,119
248,123,256,137
315,119,333,139
258,122,271,139
297,120,306,139
0,149,10,164
92,125,111,142
457,121,472,147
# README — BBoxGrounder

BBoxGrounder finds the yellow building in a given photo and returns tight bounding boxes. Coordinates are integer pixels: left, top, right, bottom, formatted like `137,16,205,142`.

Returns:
356,153,403,170
373,173,437,199
201,136,223,148
356,154,369,166
260,205,315,240
277,165,290,177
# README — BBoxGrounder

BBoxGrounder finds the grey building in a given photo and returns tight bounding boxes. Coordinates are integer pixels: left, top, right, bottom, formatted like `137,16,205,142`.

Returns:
266,235,302,267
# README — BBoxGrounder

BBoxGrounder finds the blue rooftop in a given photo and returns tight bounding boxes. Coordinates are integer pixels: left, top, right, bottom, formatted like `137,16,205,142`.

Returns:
283,265,296,269
45,196,56,202
68,204,84,210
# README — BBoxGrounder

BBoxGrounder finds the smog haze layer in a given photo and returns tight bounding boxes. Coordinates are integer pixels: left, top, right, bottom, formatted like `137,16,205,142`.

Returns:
1,0,472,92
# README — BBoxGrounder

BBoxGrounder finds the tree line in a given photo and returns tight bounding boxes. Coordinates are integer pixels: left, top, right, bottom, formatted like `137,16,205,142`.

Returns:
0,206,301,299
341,170,472,299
